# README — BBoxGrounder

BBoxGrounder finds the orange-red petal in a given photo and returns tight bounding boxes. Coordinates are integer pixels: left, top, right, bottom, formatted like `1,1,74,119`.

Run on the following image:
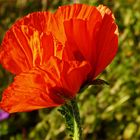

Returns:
0,4,118,113
93,5,118,77
51,4,102,71
62,18,100,66
0,25,54,74
15,11,52,33
51,4,101,44
54,4,118,78
0,57,91,113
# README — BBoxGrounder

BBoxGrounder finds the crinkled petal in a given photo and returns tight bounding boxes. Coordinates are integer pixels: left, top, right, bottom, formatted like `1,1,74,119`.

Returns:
62,18,101,67
15,11,52,32
0,57,91,113
56,4,118,78
51,4,100,44
93,5,118,77
52,4,102,72
0,25,54,74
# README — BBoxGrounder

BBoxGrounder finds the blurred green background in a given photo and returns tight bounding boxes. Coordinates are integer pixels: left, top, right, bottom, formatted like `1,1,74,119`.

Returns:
0,0,140,140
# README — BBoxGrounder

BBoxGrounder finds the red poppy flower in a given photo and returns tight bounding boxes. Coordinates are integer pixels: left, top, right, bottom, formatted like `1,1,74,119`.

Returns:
0,4,118,113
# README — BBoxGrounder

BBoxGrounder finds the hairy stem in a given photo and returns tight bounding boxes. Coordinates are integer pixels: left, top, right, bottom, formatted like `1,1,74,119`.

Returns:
70,98,82,140
58,98,82,140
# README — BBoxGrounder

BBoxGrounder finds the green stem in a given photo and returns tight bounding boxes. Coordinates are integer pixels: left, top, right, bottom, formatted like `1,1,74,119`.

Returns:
58,98,82,140
70,98,82,140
